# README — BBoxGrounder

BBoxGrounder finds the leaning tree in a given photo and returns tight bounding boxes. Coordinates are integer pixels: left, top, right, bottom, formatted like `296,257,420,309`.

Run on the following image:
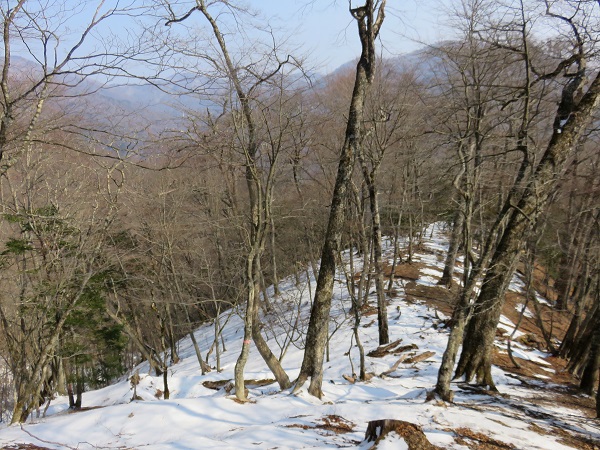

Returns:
436,0,600,400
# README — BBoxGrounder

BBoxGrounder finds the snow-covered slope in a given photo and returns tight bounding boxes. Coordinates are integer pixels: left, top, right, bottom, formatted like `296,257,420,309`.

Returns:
0,224,597,449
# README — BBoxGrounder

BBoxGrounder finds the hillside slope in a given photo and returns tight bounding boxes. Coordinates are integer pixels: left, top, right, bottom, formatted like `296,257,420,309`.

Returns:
0,224,598,449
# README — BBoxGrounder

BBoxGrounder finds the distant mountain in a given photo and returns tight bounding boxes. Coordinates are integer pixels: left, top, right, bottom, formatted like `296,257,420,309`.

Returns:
8,49,440,128
330,46,442,82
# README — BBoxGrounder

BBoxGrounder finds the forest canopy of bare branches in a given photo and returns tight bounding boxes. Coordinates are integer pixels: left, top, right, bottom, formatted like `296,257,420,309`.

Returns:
0,0,598,427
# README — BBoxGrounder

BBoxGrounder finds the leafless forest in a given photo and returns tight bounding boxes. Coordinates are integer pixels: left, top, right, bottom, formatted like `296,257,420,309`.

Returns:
0,0,599,425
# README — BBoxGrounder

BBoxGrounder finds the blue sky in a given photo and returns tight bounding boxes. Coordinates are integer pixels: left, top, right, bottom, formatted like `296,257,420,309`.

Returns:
9,0,454,79
251,0,454,73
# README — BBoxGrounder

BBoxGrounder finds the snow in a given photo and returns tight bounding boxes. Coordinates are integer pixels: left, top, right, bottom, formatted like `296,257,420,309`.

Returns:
516,302,536,318
374,432,409,449
0,223,597,449
509,275,526,293
498,314,525,338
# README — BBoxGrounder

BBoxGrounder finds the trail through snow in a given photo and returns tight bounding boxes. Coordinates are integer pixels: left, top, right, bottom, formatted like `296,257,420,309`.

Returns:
0,224,597,449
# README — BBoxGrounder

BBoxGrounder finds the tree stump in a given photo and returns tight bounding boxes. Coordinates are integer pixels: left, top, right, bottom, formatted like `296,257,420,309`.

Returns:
364,419,441,449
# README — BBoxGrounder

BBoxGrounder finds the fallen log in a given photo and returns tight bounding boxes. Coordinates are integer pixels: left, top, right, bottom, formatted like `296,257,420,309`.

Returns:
379,355,408,377
405,351,435,365
367,339,403,357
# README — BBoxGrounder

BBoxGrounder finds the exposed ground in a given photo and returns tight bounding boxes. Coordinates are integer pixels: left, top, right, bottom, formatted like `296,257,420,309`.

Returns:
0,224,598,449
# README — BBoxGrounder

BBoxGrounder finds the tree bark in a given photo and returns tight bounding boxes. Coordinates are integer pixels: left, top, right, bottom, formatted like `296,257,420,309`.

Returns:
580,318,600,395
439,208,463,287
454,69,600,388
293,0,386,398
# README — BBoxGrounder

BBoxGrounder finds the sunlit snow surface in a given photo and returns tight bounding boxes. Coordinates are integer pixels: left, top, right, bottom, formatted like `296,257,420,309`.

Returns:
0,224,597,449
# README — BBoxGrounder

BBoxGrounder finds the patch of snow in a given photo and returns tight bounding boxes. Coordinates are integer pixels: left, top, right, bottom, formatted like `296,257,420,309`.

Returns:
373,432,409,449
516,303,535,318
0,222,590,450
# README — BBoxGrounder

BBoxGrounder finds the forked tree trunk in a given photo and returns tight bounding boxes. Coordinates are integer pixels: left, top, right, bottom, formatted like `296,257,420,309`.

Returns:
173,1,292,401
251,284,291,389
292,0,386,398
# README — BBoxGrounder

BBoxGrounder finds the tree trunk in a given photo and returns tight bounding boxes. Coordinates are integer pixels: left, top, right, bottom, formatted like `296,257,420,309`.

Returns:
566,303,598,376
439,208,463,287
292,0,386,399
454,69,600,387
434,284,474,401
234,253,257,401
580,318,600,395
190,331,211,375
67,382,75,409
251,291,291,389
368,179,389,345
75,370,83,409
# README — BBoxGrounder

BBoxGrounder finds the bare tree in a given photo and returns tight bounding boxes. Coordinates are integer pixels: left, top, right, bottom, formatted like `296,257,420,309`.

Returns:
0,145,124,423
293,0,386,398
158,0,304,401
444,0,600,397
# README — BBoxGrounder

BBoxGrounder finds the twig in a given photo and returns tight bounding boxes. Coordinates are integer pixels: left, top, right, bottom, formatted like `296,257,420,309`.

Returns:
20,424,77,450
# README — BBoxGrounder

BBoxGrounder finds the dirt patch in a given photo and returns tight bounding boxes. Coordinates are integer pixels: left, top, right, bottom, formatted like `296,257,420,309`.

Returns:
360,302,379,317
451,427,516,449
367,339,418,358
67,405,105,413
202,378,276,390
493,350,562,383
382,262,421,280
284,415,356,435
501,292,570,349
316,414,355,434
516,262,559,304
404,281,455,316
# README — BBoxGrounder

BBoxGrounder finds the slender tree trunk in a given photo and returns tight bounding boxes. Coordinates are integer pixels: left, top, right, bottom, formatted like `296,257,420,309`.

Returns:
439,207,464,287
234,252,257,401
270,215,280,296
386,201,404,293
187,1,290,401
368,182,389,345
292,0,386,399
190,331,211,375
